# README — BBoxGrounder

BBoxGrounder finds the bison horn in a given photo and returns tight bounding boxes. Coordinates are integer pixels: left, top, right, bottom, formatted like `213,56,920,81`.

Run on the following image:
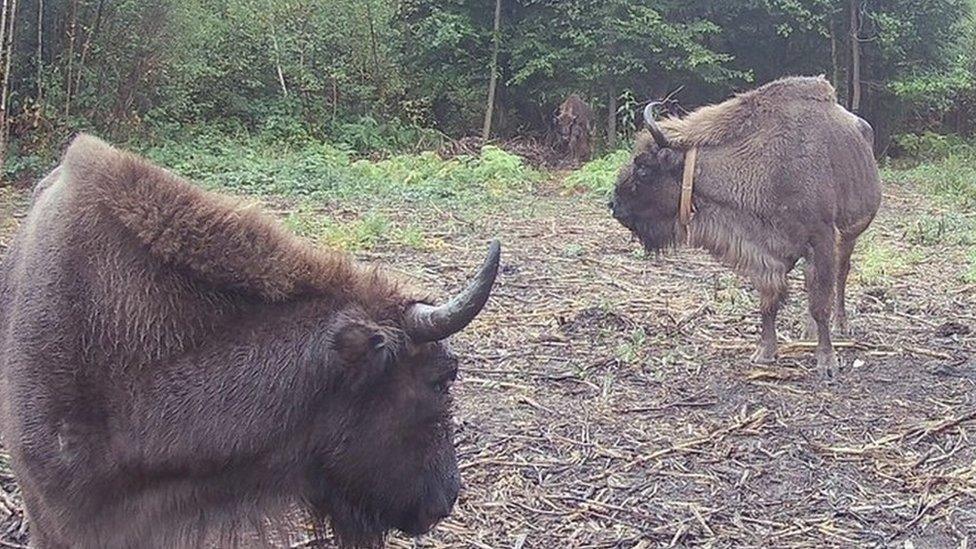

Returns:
404,240,501,342
643,102,671,149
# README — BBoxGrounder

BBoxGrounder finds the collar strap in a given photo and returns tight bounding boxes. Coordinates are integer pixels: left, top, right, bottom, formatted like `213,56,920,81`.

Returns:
679,147,698,226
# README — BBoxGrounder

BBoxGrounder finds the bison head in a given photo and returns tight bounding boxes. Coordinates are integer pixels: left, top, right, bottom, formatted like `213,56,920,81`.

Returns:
609,103,685,252
307,242,500,546
554,110,574,144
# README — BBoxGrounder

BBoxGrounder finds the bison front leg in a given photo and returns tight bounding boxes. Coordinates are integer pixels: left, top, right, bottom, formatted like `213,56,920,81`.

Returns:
805,235,839,378
751,285,785,364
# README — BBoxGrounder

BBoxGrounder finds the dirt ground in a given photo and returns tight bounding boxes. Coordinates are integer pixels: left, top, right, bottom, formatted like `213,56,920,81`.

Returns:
1,176,974,548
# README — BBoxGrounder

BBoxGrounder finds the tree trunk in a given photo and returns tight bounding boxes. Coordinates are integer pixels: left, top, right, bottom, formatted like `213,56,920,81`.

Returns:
481,0,501,141
364,0,381,99
829,13,841,90
607,89,617,149
64,0,78,116
73,0,105,104
269,21,288,97
0,0,16,173
35,0,42,103
849,0,861,113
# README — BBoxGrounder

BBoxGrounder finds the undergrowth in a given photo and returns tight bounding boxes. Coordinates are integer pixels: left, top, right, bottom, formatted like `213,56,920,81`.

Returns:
283,207,437,252
885,132,976,210
563,148,631,197
138,129,541,208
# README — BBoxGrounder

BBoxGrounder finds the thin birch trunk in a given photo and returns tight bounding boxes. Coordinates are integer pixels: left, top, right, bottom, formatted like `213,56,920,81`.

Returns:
849,0,861,113
0,0,17,173
481,0,501,141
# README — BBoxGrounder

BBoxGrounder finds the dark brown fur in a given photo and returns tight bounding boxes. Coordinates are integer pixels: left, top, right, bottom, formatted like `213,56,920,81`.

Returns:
555,94,595,165
610,76,882,377
0,135,469,547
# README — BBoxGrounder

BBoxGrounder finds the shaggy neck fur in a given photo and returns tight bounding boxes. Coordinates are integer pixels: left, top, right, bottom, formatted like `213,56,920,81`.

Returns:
658,76,836,148
64,134,409,307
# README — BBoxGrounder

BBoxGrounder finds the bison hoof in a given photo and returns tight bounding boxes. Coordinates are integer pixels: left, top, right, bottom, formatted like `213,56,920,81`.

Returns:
817,350,839,380
751,345,777,365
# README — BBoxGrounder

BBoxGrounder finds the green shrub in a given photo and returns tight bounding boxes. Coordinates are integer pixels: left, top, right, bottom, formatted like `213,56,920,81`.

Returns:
329,116,447,154
564,148,631,197
892,132,975,162
137,131,540,208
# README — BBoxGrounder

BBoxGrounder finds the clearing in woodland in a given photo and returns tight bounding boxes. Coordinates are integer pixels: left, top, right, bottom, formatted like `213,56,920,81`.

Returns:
0,161,974,547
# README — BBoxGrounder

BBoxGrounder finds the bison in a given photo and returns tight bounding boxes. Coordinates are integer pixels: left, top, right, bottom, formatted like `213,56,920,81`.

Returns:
555,94,595,165
609,76,881,377
0,135,501,547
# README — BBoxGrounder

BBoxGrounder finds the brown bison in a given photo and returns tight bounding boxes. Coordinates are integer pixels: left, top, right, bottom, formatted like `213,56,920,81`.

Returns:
555,94,595,165
0,135,501,547
610,76,881,377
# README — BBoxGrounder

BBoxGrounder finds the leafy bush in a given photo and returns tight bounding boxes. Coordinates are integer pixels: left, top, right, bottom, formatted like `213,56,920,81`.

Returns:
283,206,434,252
350,145,541,204
329,116,447,154
564,148,631,197
891,132,976,162
137,131,540,207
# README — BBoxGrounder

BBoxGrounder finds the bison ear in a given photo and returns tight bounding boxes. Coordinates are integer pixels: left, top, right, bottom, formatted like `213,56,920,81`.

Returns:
656,148,684,173
333,321,394,391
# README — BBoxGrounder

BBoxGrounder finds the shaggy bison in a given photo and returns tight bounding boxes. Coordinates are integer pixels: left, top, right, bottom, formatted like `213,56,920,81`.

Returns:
0,135,500,547
555,94,595,165
610,76,881,377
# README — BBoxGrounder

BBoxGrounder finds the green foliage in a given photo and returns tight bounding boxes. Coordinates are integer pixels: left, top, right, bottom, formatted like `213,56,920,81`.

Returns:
884,135,976,210
964,247,976,284
892,132,976,161
331,117,446,154
283,207,432,252
615,327,647,364
137,130,541,207
854,232,921,287
564,148,632,197
905,213,976,247
4,0,976,188
351,145,541,203
889,66,974,115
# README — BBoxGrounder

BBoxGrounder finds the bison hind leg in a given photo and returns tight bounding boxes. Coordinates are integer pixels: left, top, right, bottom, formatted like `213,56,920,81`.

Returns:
751,283,786,365
802,234,858,340
832,235,859,337
804,234,839,379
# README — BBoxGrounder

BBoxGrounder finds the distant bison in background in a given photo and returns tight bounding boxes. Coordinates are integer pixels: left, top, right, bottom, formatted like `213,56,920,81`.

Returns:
555,94,595,165
610,76,881,377
0,135,501,547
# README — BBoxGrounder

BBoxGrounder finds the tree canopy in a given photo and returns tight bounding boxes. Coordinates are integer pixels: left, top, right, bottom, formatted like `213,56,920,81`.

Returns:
1,0,975,174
